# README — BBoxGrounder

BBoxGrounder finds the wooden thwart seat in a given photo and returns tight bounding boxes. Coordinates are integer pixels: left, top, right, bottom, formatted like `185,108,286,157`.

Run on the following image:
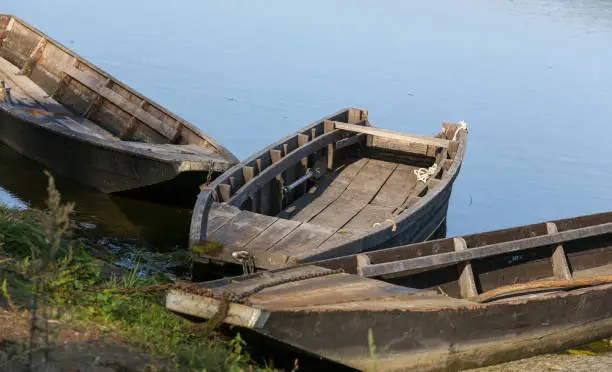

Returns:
332,121,451,149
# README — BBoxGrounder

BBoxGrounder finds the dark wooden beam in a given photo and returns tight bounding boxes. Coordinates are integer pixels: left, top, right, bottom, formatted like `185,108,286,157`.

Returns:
360,222,612,278
228,130,345,207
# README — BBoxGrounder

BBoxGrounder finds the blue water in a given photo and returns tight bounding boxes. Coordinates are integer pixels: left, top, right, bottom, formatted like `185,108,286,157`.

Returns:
3,0,612,238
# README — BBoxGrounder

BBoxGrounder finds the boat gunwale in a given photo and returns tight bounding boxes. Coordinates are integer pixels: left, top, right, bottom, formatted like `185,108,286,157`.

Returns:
303,126,467,260
0,102,231,172
188,107,369,245
0,14,238,163
313,209,612,274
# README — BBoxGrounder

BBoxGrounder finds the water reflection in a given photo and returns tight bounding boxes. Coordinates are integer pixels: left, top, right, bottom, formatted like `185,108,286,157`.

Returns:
0,143,191,274
3,0,612,240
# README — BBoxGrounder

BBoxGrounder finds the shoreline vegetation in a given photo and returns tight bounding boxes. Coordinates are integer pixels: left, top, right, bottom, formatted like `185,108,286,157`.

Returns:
0,173,610,371
0,173,280,372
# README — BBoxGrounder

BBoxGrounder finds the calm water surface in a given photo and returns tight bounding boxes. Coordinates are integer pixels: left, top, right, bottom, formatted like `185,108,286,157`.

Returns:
2,0,612,241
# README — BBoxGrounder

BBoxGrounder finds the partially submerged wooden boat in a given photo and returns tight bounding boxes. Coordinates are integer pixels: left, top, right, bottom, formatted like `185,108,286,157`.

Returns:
189,107,468,270
168,210,612,371
0,15,237,203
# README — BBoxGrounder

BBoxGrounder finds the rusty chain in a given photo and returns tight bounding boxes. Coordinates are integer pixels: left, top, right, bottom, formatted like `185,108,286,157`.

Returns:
87,268,345,304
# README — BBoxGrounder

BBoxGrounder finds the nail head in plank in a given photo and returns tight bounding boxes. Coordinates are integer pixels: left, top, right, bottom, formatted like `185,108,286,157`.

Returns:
454,237,478,298
546,222,573,280
333,121,450,149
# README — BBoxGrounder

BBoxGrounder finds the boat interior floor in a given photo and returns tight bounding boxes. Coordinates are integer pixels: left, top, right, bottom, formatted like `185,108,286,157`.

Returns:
206,153,440,264
0,56,226,162
278,157,422,231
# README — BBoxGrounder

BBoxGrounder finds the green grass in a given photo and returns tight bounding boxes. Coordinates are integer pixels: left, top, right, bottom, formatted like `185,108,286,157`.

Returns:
0,173,277,372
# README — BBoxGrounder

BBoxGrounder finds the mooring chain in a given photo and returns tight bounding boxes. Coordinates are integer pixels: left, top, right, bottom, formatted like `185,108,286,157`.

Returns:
229,268,345,303
86,268,344,305
205,160,215,185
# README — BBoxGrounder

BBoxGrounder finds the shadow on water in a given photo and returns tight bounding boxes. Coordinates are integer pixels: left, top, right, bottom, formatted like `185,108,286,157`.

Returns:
0,142,192,276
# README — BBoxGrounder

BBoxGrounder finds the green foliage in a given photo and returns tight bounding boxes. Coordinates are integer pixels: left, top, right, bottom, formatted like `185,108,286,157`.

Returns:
0,172,277,372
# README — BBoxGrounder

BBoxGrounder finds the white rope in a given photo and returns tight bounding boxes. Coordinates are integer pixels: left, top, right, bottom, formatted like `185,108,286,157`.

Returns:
453,120,468,140
414,163,437,183
373,218,397,232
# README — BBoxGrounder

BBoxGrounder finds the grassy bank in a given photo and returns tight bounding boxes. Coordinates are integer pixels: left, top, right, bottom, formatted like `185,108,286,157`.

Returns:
0,173,278,372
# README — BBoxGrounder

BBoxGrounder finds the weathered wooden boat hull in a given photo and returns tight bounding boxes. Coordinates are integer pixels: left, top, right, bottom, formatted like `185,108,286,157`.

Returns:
0,15,237,201
0,107,223,196
189,107,468,270
237,285,612,372
167,210,612,371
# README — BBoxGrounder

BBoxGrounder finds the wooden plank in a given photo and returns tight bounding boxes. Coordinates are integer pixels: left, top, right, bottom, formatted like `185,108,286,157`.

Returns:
284,158,369,222
546,222,573,280
370,164,419,208
119,99,145,138
244,218,302,253
341,204,394,231
242,166,257,212
269,149,283,213
18,36,47,76
207,211,278,250
228,129,345,207
333,121,450,149
324,120,335,170
356,254,371,277
308,160,397,230
218,184,231,202
297,134,309,167
297,133,310,196
454,237,478,298
64,66,177,140
206,203,242,233
256,158,270,215
83,77,112,118
267,223,337,257
359,222,612,278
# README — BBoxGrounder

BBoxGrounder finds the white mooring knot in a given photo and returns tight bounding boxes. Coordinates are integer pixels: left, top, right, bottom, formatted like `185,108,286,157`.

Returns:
414,163,437,183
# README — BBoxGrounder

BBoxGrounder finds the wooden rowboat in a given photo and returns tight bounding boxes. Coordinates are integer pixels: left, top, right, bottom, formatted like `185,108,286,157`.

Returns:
189,107,468,271
0,15,237,204
167,210,612,371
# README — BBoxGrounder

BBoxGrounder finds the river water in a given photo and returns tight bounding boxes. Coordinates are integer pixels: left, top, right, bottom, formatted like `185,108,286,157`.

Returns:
2,0,612,249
